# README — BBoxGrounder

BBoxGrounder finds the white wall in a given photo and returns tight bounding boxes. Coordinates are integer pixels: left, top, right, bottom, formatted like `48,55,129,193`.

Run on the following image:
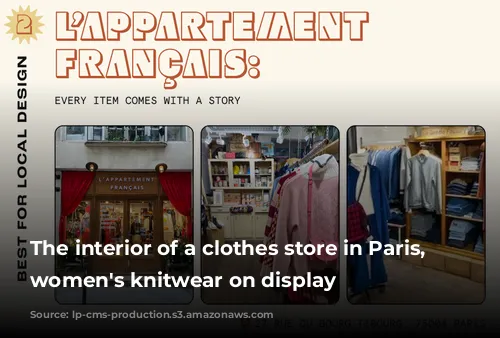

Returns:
56,142,193,171
356,126,416,152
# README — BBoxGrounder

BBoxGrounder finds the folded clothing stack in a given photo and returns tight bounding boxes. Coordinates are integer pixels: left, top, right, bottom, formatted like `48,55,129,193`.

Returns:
447,179,468,195
388,208,405,225
470,181,479,197
474,235,484,254
410,213,435,237
446,197,476,217
461,157,480,171
412,227,441,244
473,202,483,220
447,219,477,249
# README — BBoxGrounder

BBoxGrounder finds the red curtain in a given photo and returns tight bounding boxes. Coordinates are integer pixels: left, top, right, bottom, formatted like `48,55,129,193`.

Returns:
59,171,95,244
158,172,193,242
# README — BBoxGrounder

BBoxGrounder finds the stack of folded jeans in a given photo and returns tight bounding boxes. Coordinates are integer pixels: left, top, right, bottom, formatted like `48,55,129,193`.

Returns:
446,198,476,217
410,213,434,237
474,235,484,254
447,219,477,249
473,202,483,220
447,179,468,195
461,157,480,171
418,227,441,244
470,181,479,196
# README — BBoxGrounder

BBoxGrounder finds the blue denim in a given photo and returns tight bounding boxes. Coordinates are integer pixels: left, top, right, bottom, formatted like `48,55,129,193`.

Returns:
446,198,476,216
347,166,389,294
388,148,401,200
348,214,388,294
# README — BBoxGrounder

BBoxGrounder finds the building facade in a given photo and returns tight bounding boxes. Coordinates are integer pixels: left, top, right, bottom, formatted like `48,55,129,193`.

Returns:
55,126,193,275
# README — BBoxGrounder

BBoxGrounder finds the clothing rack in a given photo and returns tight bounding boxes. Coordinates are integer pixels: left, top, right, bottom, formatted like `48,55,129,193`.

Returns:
360,137,405,149
359,143,407,257
292,139,339,170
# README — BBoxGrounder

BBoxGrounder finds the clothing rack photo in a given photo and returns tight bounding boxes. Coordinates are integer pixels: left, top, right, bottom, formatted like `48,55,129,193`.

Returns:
292,139,339,170
261,141,340,304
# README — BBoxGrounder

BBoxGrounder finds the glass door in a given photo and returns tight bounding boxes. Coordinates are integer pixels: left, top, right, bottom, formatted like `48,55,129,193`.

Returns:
128,201,154,253
128,200,160,273
92,200,128,274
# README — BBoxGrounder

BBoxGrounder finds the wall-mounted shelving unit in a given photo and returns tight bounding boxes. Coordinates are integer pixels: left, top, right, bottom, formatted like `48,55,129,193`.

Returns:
208,158,274,240
405,135,485,261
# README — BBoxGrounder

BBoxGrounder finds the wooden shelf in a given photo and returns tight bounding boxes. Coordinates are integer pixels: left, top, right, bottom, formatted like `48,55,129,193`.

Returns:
446,170,480,174
446,214,483,223
410,239,484,260
405,133,485,263
407,135,485,143
446,194,482,200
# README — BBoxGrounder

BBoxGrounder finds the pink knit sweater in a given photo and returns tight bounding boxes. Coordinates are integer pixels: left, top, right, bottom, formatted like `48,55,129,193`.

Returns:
272,165,339,277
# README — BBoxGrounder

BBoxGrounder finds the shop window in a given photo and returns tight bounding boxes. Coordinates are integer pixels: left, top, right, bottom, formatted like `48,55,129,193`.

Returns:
87,126,104,141
106,126,126,141
79,126,188,142
166,126,187,142
66,201,91,245
129,201,154,255
65,126,86,140
99,201,124,254
163,200,187,243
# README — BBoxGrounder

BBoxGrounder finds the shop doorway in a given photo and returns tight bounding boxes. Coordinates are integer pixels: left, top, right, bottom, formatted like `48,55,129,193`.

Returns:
90,198,163,275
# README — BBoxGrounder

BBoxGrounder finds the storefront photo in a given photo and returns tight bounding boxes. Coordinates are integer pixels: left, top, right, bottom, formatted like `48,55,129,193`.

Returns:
347,126,485,304
201,126,340,304
55,125,193,304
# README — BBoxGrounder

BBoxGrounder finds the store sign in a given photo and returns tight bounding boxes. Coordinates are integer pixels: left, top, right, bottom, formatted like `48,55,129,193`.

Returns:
419,126,473,139
95,173,158,194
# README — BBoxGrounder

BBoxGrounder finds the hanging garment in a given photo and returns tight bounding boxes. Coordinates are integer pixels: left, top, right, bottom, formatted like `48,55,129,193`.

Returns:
260,171,298,276
388,148,402,200
273,157,339,277
400,146,411,194
347,164,390,293
306,164,338,262
404,154,442,213
347,164,390,245
347,166,370,242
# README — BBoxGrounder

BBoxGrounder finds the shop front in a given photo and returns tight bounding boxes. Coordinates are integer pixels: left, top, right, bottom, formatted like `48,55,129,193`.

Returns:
59,171,192,276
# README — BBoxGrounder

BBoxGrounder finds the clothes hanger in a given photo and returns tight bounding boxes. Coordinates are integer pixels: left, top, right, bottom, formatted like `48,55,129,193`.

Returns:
311,154,334,167
417,142,431,157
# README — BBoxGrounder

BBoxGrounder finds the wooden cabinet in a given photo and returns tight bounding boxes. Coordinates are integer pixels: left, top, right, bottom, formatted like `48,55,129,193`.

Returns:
253,213,267,239
208,207,269,240
212,212,233,239
232,214,254,239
